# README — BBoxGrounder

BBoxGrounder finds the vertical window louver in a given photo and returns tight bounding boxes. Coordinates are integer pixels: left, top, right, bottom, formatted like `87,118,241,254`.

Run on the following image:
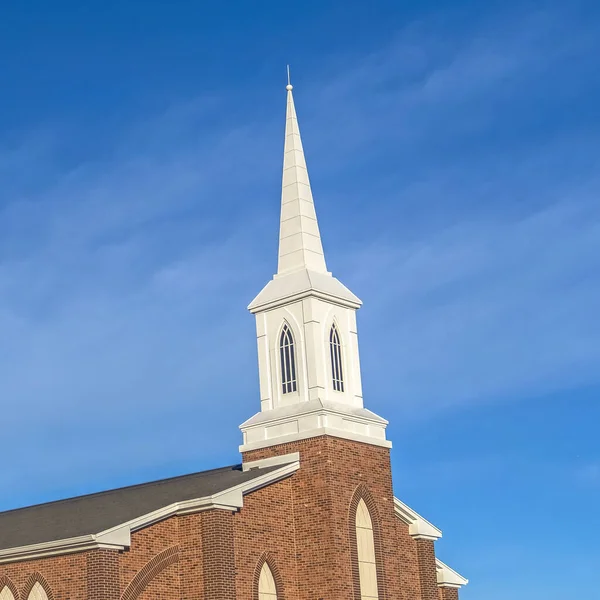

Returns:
356,499,379,600
258,563,278,600
330,323,344,392
280,324,297,394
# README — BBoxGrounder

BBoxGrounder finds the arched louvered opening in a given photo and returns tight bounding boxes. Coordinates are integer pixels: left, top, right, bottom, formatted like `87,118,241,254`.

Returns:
355,499,379,600
258,562,278,600
279,323,297,394
0,586,16,600
27,583,48,600
329,323,344,392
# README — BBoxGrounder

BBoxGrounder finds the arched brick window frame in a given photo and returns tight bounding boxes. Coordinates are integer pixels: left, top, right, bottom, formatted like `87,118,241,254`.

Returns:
348,485,387,600
253,552,285,600
0,576,19,600
120,546,180,600
22,574,54,600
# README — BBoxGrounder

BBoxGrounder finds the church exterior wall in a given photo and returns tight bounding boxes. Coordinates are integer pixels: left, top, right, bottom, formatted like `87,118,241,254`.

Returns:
242,435,426,600
0,552,88,600
439,587,459,600
415,539,439,600
233,476,298,600
119,518,180,594
0,440,451,600
136,561,179,600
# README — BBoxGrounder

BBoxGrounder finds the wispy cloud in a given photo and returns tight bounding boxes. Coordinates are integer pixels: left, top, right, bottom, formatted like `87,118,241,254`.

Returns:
351,192,600,417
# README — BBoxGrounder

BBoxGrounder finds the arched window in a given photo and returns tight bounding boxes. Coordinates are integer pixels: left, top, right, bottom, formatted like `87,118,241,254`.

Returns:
355,499,379,600
258,562,278,600
0,586,15,600
279,324,297,394
329,324,344,392
27,583,47,600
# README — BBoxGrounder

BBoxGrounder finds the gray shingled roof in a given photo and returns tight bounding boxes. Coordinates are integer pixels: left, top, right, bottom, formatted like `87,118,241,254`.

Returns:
0,464,280,551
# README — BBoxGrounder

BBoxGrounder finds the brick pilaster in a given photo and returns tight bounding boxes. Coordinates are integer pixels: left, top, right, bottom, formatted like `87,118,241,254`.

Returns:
202,509,236,600
415,539,438,600
179,514,204,600
87,549,120,600
439,586,459,600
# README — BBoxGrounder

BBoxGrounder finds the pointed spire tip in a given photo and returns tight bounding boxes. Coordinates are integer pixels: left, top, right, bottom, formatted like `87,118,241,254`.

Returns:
286,65,292,90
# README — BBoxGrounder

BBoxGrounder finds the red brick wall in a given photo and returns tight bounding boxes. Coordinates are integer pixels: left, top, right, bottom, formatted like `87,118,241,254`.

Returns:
242,435,423,600
178,514,204,600
233,476,298,600
415,539,438,600
439,586,459,600
137,559,180,600
87,549,120,600
201,510,236,600
0,553,88,600
120,518,180,593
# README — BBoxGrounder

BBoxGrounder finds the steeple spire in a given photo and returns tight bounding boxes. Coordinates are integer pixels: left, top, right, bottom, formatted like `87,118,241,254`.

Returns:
277,80,328,275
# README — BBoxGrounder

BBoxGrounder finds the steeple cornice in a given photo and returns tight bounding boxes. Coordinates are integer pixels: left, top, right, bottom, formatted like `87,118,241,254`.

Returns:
248,268,361,313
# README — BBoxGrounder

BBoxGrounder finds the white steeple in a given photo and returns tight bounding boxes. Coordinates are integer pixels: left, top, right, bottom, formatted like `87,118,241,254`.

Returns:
277,82,327,275
239,79,389,453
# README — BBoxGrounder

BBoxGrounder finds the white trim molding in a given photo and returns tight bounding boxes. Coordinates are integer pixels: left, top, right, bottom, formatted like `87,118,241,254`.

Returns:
436,558,469,589
243,451,301,471
393,497,442,541
0,527,130,565
240,400,391,453
0,460,299,565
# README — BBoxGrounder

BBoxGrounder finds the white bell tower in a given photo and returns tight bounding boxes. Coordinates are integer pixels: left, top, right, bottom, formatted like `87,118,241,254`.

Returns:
239,81,390,453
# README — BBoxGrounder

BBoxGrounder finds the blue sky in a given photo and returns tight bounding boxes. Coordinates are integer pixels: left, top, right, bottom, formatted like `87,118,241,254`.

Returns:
1,0,598,597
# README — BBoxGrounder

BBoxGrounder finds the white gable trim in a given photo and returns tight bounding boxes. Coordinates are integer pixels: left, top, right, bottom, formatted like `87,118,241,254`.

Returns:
0,526,130,565
393,497,442,541
436,558,469,588
0,461,299,565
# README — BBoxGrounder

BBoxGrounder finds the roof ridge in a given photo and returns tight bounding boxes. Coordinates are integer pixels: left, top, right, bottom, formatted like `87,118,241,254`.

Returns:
0,463,241,516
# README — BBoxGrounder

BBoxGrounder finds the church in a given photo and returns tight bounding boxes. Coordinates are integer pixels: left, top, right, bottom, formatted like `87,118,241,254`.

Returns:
0,83,468,600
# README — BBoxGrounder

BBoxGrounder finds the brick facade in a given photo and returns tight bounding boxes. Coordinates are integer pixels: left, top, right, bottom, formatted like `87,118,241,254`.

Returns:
415,539,439,600
0,436,458,600
242,436,424,600
439,587,459,600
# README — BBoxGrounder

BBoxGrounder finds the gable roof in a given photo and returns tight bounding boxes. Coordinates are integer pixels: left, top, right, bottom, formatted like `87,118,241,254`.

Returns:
393,497,443,540
436,558,469,588
0,461,298,563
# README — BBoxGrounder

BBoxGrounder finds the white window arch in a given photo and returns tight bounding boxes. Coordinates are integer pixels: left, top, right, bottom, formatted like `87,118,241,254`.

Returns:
28,583,48,600
329,323,344,392
0,586,15,600
279,323,297,394
258,562,278,600
356,499,379,600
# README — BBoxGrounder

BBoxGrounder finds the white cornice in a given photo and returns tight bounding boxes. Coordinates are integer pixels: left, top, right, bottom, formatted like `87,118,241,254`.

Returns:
249,287,361,313
243,452,301,471
0,461,299,565
393,497,442,541
0,526,130,565
240,425,392,452
248,270,362,314
240,400,390,453
436,558,469,588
